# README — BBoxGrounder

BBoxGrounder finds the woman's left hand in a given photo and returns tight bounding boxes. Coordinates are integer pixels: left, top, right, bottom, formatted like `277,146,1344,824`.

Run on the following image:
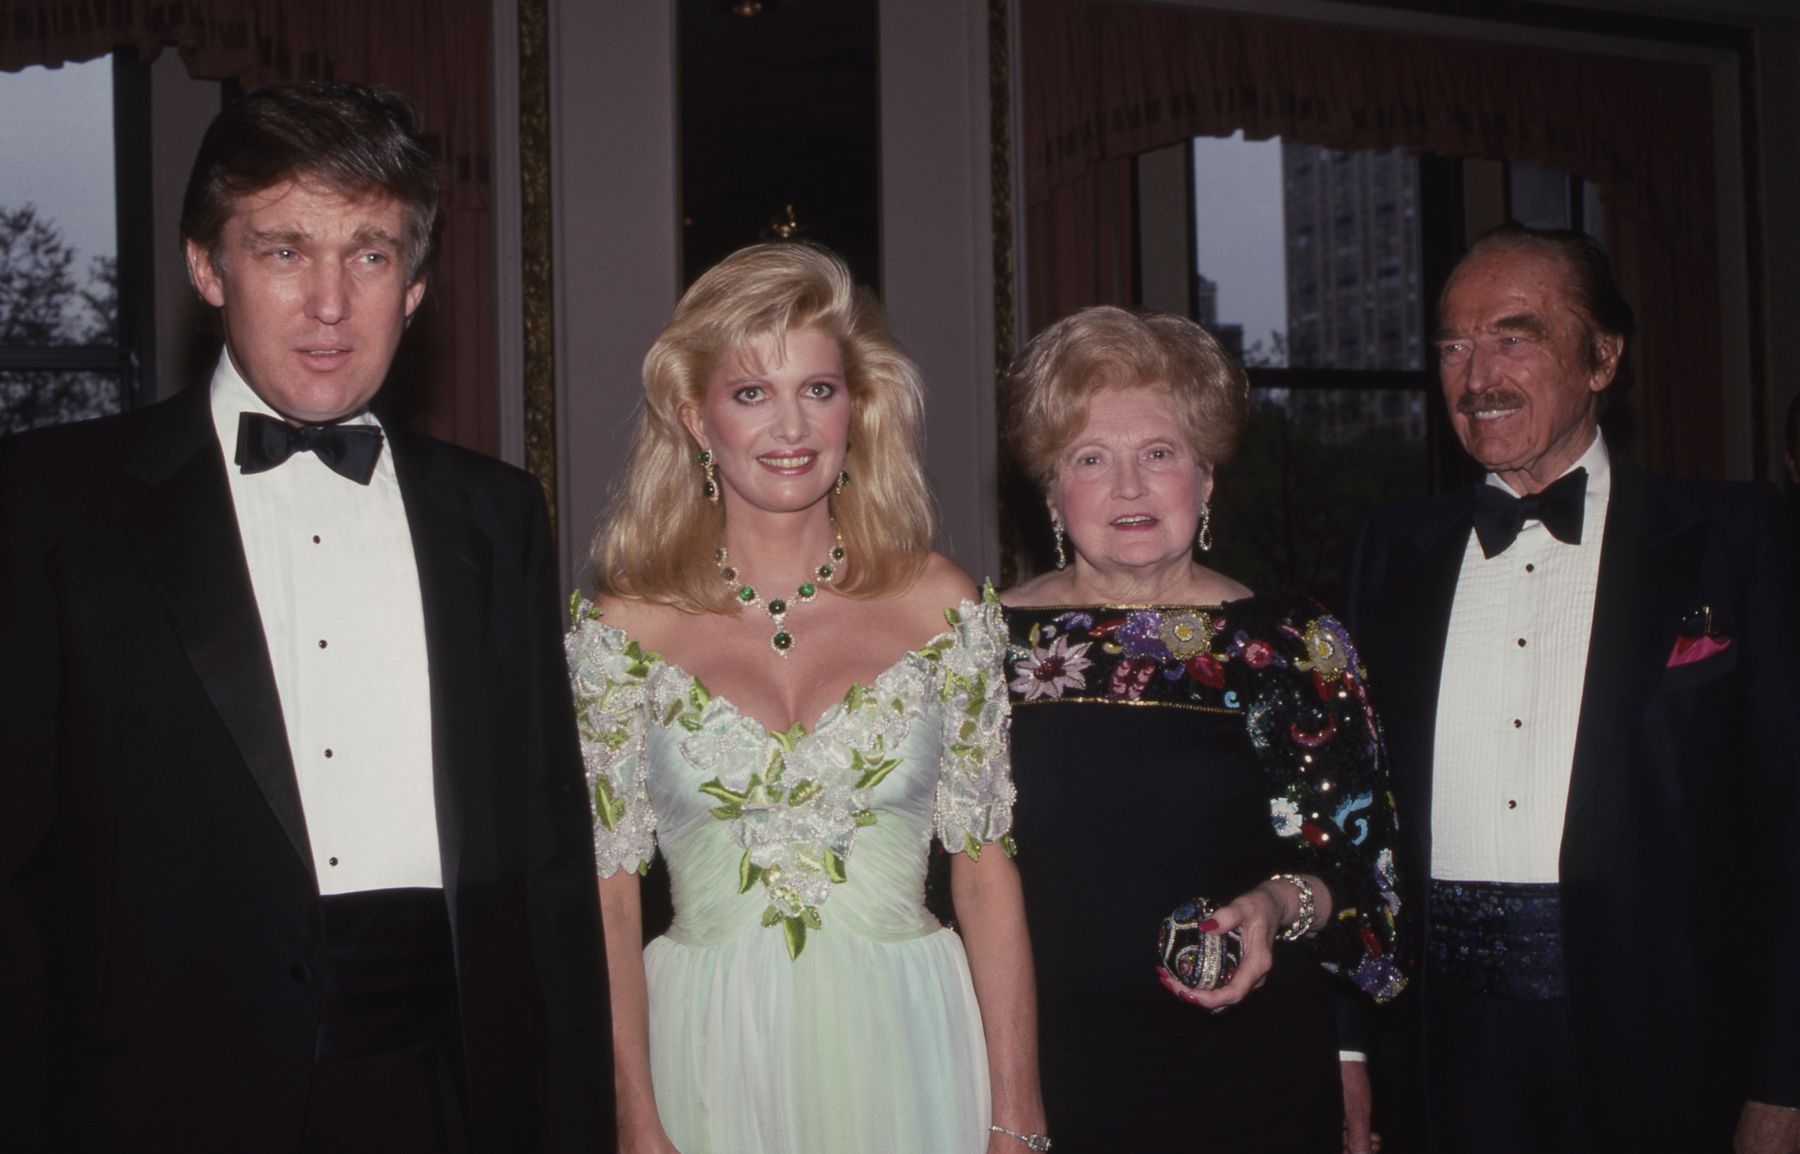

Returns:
1155,876,1317,1011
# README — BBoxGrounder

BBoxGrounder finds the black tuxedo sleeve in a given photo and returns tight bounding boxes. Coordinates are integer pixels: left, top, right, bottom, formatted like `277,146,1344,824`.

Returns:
1340,514,1374,637
0,438,57,1147
517,482,617,1151
1738,489,1800,1107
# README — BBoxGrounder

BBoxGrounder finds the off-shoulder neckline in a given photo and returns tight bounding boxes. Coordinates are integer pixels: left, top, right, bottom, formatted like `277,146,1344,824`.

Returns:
577,596,990,743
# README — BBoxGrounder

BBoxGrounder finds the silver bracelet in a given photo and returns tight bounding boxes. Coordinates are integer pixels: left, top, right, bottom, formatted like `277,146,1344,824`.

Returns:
1270,872,1317,941
990,1123,1053,1151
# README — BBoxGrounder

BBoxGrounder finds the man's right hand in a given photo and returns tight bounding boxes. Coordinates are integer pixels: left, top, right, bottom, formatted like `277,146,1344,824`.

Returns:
1341,1059,1381,1154
1735,1100,1800,1154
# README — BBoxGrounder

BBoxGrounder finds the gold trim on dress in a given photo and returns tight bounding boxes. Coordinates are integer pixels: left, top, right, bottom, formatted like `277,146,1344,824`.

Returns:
1009,696,1240,715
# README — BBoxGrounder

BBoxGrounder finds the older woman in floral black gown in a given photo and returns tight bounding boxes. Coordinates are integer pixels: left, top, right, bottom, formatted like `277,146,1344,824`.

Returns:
998,307,1407,1154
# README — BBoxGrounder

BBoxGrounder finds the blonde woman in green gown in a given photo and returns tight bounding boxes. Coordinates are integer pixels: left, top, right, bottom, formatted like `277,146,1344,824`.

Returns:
567,244,1047,1154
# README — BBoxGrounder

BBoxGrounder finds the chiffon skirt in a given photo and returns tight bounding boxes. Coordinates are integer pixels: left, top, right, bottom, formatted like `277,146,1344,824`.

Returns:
644,922,991,1154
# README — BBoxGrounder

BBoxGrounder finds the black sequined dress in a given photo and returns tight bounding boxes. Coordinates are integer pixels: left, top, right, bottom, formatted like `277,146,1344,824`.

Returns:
1003,594,1406,1154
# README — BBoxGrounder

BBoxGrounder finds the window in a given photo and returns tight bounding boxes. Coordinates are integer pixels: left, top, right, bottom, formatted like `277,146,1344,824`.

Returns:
1,53,152,435
1506,159,1605,242
1140,131,1563,596
1177,133,1440,598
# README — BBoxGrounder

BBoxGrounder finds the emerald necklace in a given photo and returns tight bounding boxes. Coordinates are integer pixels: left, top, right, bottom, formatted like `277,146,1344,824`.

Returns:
715,530,847,656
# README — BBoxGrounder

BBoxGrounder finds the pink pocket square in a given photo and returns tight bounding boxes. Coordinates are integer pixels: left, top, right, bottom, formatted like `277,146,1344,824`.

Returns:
1667,632,1730,668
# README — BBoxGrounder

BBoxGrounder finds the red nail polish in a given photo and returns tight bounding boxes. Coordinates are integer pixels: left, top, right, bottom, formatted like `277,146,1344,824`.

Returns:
1197,918,1220,933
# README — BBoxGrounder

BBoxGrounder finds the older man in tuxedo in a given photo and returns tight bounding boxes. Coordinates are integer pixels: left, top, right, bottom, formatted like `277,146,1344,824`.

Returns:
0,82,610,1152
1343,225,1799,1153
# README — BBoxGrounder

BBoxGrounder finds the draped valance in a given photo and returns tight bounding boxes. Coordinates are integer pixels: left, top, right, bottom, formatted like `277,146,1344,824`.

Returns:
1,0,498,454
1022,0,1724,476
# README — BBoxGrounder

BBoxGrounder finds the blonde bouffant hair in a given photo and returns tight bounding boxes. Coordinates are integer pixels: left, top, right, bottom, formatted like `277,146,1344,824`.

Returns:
1002,305,1249,491
592,243,933,612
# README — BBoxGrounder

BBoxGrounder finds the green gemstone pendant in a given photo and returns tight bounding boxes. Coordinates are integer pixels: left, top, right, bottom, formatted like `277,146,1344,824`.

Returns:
714,526,846,660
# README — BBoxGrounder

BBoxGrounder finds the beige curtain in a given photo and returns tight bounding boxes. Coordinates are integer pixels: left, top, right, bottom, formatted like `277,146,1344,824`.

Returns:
1,0,498,455
1022,0,1723,477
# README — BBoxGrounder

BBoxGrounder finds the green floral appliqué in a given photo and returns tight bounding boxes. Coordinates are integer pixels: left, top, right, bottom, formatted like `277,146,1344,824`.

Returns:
566,593,1017,961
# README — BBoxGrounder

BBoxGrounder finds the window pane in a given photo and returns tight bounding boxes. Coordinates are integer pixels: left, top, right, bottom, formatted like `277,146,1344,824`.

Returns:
1280,144,1422,371
1191,136,1423,372
1211,386,1429,602
1508,161,1572,232
1191,132,1287,367
0,59,117,349
1,368,125,434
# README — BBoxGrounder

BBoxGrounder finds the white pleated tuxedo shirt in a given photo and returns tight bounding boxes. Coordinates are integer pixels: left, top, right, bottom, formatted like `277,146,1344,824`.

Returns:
209,354,442,894
1430,432,1611,883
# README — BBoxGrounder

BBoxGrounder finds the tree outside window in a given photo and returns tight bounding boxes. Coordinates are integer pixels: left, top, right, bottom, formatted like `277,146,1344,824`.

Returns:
1,53,149,436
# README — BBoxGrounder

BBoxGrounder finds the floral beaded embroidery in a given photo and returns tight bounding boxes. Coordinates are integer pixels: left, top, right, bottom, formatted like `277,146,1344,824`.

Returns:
1003,597,1408,1003
566,591,1015,960
1009,632,1094,701
688,661,943,959
565,595,661,878
930,594,1018,862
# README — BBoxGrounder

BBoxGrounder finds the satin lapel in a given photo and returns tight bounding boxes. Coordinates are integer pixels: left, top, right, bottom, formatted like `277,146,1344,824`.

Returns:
1564,462,1698,829
124,391,315,875
391,433,492,909
1377,493,1477,846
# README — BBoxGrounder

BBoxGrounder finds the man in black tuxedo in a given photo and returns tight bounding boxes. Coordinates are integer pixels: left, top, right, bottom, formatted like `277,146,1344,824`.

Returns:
0,83,611,1152
1343,226,1799,1153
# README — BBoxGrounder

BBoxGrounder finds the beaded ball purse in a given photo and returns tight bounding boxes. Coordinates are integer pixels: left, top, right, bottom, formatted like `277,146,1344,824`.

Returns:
1157,897,1244,991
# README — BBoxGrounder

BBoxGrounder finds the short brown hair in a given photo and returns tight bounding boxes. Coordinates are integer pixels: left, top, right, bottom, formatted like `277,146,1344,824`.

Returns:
180,82,439,280
1002,305,1248,490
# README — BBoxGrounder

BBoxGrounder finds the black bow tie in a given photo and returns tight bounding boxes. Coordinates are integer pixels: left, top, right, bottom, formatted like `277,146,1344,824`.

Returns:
235,412,385,485
1471,468,1588,558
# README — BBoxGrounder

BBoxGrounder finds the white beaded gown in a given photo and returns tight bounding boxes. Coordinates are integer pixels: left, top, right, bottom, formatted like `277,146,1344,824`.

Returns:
566,595,1016,1154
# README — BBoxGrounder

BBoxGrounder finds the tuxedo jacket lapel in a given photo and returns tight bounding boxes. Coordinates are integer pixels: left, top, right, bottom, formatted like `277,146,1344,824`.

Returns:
391,432,493,913
1376,491,1477,856
124,390,315,877
120,404,499,900
1564,460,1700,830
